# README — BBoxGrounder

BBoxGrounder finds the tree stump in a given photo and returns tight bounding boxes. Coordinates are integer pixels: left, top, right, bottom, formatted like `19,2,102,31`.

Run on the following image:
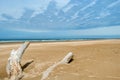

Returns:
6,41,30,80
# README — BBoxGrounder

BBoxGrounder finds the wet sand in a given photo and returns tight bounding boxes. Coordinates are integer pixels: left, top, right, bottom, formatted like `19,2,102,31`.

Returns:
0,40,120,80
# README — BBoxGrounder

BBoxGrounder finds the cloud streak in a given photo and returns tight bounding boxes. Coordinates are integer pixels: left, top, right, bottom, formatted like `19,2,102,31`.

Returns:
9,25,120,35
107,0,120,8
54,0,70,9
0,0,71,19
13,28,51,33
0,0,47,19
80,0,97,11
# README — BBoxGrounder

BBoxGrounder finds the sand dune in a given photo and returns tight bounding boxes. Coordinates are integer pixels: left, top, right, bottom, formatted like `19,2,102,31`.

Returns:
0,40,120,80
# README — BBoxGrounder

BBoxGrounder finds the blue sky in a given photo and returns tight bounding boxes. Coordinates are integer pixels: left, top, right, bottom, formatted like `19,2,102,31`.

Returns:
0,0,120,39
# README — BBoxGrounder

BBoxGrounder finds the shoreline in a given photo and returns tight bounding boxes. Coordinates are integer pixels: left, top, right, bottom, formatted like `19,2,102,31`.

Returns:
0,39,119,43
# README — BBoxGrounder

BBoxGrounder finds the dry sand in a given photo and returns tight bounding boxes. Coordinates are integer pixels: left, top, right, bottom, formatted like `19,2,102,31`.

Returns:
0,39,120,80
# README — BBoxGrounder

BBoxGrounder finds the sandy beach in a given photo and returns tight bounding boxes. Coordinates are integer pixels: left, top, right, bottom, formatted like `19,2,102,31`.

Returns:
0,39,120,80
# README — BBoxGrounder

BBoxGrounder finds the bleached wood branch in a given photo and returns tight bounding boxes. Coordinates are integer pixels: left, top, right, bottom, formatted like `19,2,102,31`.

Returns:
16,41,30,61
6,41,30,80
41,52,73,80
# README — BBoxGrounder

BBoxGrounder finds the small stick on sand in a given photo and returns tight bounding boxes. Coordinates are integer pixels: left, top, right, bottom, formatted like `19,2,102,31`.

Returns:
41,52,73,80
6,41,30,80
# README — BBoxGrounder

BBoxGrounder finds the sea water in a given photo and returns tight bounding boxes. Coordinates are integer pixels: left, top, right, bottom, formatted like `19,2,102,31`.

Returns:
0,38,112,43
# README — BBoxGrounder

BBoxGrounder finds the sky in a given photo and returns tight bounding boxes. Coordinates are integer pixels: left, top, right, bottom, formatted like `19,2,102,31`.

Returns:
0,0,120,39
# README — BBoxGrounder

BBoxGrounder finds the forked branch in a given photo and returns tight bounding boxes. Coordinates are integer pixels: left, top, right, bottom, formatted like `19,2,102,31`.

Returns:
6,41,30,80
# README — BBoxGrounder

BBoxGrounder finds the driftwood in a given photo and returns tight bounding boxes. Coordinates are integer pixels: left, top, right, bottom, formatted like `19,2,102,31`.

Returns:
41,52,73,80
6,41,30,80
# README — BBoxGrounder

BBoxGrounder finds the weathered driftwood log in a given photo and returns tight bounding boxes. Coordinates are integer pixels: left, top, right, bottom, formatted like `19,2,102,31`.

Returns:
6,41,30,80
41,52,73,80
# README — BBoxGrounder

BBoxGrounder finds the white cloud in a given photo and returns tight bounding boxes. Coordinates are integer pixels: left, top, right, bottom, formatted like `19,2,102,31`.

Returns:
31,7,46,18
30,0,71,17
80,0,97,11
0,8,24,19
95,0,120,19
12,28,50,33
107,0,120,8
71,26,120,36
70,9,92,20
0,0,52,19
80,12,93,20
96,11,110,19
0,0,71,19
12,25,120,36
31,0,52,17
63,4,75,12
71,11,79,20
54,0,70,9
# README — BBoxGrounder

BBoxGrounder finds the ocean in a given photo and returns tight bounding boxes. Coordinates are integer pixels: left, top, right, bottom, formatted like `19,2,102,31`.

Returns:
0,38,117,43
